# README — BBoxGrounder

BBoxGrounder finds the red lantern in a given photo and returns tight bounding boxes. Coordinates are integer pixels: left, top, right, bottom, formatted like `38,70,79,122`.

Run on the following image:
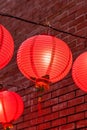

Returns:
72,52,87,92
17,35,72,89
0,90,24,129
0,24,14,70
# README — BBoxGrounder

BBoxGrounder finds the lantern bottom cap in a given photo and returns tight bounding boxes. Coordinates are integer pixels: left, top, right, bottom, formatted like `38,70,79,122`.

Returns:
35,78,50,90
3,122,13,130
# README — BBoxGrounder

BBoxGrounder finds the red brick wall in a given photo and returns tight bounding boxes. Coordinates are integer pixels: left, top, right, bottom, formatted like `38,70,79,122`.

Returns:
0,0,87,129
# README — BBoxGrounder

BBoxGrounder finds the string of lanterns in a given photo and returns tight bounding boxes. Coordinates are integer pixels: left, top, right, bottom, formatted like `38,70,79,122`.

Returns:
0,20,87,130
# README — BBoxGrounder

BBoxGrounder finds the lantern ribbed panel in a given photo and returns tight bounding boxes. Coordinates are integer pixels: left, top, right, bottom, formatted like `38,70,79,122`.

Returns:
0,91,24,123
0,25,14,69
17,35,72,83
72,52,87,92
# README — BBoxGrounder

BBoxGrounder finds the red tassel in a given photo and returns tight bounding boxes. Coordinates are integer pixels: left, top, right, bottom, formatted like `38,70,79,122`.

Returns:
38,97,42,115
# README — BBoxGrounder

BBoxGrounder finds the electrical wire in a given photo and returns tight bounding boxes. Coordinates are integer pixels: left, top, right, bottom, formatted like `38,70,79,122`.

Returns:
0,12,87,39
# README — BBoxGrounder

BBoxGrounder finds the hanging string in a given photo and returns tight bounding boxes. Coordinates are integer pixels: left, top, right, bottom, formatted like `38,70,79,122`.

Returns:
0,12,87,40
45,18,51,35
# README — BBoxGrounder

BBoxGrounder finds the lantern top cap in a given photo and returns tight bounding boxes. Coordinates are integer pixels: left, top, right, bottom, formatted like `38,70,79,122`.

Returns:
23,34,67,45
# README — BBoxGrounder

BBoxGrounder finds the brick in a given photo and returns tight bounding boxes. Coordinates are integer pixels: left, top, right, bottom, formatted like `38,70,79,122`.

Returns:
25,127,37,130
42,93,51,101
69,16,85,27
76,21,87,31
17,121,31,129
76,29,86,37
59,78,74,88
76,89,86,96
68,2,84,15
59,123,75,130
52,87,72,98
44,112,58,122
68,113,84,123
76,8,85,17
68,96,84,107
50,128,59,130
59,91,75,103
71,43,85,52
14,116,23,124
85,95,87,102
52,102,67,112
85,111,87,118
24,106,32,115
41,107,51,116
29,117,44,126
60,13,75,25
68,27,76,33
30,104,38,112
44,97,58,107
37,116,44,124
51,78,73,92
76,120,87,128
52,118,66,127
37,122,51,129
59,107,75,117
76,103,87,112
24,111,38,121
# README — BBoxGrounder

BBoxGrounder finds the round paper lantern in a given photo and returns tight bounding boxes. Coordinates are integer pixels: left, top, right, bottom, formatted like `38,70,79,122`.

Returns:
0,90,24,129
72,52,87,92
0,24,14,70
17,35,72,89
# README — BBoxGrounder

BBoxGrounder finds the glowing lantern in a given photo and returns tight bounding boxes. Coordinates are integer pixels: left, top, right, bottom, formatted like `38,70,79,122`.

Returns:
17,35,72,89
72,52,87,92
0,24,14,70
0,90,24,130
